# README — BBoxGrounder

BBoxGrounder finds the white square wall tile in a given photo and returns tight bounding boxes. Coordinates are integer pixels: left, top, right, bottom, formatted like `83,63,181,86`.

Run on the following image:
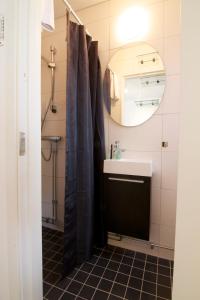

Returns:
42,176,53,203
86,19,109,52
121,151,162,188
57,149,65,178
77,1,110,25
161,189,177,226
162,151,178,190
151,188,161,224
150,223,160,244
162,114,180,152
42,120,66,137
42,31,67,63
162,75,181,114
164,0,180,37
56,178,65,207
164,36,180,75
160,225,175,248
108,115,162,152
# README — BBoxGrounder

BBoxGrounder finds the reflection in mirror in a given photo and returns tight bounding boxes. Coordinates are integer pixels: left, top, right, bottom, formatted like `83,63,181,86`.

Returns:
103,43,166,126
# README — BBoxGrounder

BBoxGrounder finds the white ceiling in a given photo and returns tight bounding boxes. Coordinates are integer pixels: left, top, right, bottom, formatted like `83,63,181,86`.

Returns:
54,0,105,18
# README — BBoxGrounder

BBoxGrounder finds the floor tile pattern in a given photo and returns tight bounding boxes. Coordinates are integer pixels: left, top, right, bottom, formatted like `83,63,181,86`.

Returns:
43,227,173,300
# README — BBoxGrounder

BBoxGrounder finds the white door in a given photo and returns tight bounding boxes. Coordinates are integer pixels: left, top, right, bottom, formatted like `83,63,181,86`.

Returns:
0,0,42,299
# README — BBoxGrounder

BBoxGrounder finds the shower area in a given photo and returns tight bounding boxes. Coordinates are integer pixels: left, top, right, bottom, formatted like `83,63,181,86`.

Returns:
41,1,67,230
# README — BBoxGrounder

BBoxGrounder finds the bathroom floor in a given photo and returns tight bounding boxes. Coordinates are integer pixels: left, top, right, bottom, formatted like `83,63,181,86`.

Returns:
43,227,173,300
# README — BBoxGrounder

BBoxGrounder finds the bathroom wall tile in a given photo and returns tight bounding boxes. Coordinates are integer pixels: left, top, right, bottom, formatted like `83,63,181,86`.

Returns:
86,19,109,52
122,151,162,188
158,247,174,261
164,0,180,37
162,151,178,190
164,35,180,75
54,61,67,92
56,178,65,206
42,176,53,203
42,31,67,63
57,149,66,178
162,75,181,114
42,120,66,137
77,1,110,25
42,201,52,219
108,115,162,152
161,189,177,227
151,188,161,224
160,225,175,248
46,103,66,122
99,50,110,75
146,2,164,41
162,114,180,152
42,150,53,177
150,223,160,244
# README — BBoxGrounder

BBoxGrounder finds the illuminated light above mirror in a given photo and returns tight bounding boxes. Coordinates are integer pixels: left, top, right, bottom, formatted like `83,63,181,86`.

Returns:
117,7,149,43
103,42,166,127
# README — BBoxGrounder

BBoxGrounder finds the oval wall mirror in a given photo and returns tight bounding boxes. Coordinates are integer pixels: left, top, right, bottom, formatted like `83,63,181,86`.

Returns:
103,42,166,126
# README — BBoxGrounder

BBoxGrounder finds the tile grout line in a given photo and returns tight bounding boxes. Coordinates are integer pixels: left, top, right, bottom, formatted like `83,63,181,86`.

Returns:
139,253,147,300
73,247,106,300
90,246,117,300
123,251,136,300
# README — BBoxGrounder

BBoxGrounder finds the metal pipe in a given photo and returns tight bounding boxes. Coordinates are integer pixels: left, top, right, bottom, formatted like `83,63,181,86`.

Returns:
52,142,58,223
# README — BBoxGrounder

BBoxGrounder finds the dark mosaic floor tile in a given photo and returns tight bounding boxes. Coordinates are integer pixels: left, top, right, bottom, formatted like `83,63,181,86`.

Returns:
128,277,142,290
158,266,171,277
135,252,146,261
43,282,52,296
131,267,144,279
45,260,56,271
142,281,156,295
96,257,109,268
118,263,131,275
67,269,78,279
89,256,99,264
43,268,49,278
108,295,121,300
93,248,102,256
111,283,126,298
98,278,113,292
56,277,71,290
157,285,172,299
158,258,170,268
67,281,83,294
93,290,109,300
74,271,88,283
46,287,63,300
144,271,157,283
141,292,156,300
53,263,63,274
107,261,120,271
60,291,76,300
91,265,105,277
133,259,145,269
145,262,157,273
124,249,135,257
115,273,129,285
105,245,115,252
157,274,171,287
111,253,123,263
85,274,100,288
147,255,158,265
122,256,133,265
80,262,94,273
103,269,116,281
79,285,96,299
114,247,125,255
45,272,61,285
125,287,140,300
101,250,112,260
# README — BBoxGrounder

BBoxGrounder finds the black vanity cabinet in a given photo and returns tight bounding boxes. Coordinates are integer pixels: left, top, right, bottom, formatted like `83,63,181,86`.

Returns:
104,173,151,241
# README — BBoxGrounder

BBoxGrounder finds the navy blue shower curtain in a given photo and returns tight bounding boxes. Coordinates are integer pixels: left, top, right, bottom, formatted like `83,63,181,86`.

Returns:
63,21,106,276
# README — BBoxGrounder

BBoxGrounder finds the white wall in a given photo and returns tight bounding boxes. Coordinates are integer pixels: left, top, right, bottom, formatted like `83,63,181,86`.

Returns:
77,0,180,259
41,17,67,227
172,0,200,299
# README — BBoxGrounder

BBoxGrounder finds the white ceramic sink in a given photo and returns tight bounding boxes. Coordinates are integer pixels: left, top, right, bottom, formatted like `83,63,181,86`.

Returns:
103,159,152,177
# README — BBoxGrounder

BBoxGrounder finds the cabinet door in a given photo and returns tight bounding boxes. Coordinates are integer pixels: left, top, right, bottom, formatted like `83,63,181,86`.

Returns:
104,174,150,240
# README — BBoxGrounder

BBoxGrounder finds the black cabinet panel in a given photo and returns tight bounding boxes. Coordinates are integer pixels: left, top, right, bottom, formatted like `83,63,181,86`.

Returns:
104,173,151,240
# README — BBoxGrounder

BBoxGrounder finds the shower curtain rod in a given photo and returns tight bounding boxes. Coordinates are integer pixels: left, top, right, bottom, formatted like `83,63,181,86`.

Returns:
63,0,91,36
